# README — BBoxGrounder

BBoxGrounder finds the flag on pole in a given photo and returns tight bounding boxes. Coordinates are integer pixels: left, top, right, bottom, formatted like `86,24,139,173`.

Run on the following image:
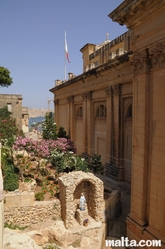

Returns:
65,30,71,63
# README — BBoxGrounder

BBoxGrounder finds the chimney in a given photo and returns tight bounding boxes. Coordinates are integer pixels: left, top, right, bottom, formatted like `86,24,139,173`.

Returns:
55,79,61,86
68,72,74,80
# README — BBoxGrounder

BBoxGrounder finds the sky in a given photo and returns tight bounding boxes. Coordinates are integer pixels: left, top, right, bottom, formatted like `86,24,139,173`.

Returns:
0,0,127,110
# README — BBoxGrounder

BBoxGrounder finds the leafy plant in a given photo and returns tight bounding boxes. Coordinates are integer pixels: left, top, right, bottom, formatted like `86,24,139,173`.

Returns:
4,222,28,230
43,245,60,249
0,66,13,87
0,105,11,118
82,153,104,174
42,113,58,140
90,154,103,173
50,150,88,174
35,191,45,201
3,169,19,191
0,106,24,147
57,126,69,139
75,156,88,172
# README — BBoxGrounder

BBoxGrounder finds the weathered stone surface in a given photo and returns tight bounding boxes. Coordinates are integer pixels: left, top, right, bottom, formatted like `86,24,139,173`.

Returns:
26,219,105,249
58,171,105,228
4,228,42,249
4,200,61,227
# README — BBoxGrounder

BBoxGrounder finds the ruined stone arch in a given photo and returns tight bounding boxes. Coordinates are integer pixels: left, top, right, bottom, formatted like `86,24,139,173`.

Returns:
58,171,104,228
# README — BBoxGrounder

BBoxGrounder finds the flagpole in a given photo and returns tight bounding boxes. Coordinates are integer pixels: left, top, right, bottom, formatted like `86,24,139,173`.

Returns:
64,30,66,81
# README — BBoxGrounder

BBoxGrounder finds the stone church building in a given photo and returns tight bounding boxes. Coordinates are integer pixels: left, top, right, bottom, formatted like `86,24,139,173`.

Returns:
50,0,165,247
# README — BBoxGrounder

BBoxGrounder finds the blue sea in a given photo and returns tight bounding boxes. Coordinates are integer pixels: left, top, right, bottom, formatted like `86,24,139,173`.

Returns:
29,116,45,127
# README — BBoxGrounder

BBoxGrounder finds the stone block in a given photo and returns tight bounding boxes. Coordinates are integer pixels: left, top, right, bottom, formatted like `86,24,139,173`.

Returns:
75,208,88,225
4,191,34,207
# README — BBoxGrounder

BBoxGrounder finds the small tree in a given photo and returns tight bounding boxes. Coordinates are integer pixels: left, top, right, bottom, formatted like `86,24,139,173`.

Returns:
42,112,58,140
58,126,69,138
0,106,24,147
0,105,12,118
0,66,13,87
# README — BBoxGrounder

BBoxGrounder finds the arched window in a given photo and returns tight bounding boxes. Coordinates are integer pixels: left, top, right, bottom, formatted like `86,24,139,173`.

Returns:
126,104,132,118
96,105,107,118
77,106,83,117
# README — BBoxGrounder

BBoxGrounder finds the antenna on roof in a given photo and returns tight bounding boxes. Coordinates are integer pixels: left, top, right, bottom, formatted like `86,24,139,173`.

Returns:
106,32,109,41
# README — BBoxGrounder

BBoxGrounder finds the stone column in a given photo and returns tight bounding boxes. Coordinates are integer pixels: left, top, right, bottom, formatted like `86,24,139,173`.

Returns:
54,99,59,126
82,92,88,153
86,91,93,155
67,96,74,138
128,50,150,226
105,87,112,163
105,84,123,180
145,43,165,242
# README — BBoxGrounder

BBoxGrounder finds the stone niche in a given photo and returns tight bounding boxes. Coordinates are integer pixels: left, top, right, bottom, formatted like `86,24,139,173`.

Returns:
58,171,105,228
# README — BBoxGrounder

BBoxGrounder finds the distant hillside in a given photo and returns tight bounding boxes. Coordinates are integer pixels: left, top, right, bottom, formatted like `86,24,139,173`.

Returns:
28,108,54,118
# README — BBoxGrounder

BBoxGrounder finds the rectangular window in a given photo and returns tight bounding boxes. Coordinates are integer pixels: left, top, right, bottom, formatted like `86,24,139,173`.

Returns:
7,103,12,112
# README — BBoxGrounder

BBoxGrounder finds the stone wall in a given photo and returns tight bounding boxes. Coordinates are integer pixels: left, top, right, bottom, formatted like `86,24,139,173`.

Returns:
0,94,23,129
4,199,61,227
58,171,105,228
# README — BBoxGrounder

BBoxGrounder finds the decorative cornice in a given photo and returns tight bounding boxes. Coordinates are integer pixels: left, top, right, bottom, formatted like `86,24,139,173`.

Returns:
108,0,160,28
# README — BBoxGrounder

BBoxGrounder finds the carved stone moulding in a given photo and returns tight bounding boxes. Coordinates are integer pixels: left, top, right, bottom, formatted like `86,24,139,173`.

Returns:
105,84,121,96
149,42,165,70
82,91,92,101
129,50,149,74
67,95,74,103
54,99,59,105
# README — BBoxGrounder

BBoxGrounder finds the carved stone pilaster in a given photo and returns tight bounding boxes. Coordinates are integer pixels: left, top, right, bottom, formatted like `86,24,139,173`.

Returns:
105,85,121,96
67,95,74,103
111,84,121,96
105,86,113,96
149,43,165,70
82,91,92,101
54,99,59,105
130,50,149,74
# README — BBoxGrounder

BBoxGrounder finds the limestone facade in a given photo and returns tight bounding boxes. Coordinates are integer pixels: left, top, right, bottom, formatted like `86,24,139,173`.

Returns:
50,0,165,247
0,94,29,131
51,41,133,182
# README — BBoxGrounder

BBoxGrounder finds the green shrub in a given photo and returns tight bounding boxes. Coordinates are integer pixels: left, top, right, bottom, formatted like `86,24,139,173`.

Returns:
42,113,58,140
43,245,60,249
75,156,88,172
90,154,103,174
82,153,104,174
4,222,28,230
57,126,69,138
0,106,24,147
3,170,19,191
35,191,45,201
50,150,89,174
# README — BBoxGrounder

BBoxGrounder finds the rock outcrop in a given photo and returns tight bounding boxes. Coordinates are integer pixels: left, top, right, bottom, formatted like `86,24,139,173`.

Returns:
4,228,42,249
